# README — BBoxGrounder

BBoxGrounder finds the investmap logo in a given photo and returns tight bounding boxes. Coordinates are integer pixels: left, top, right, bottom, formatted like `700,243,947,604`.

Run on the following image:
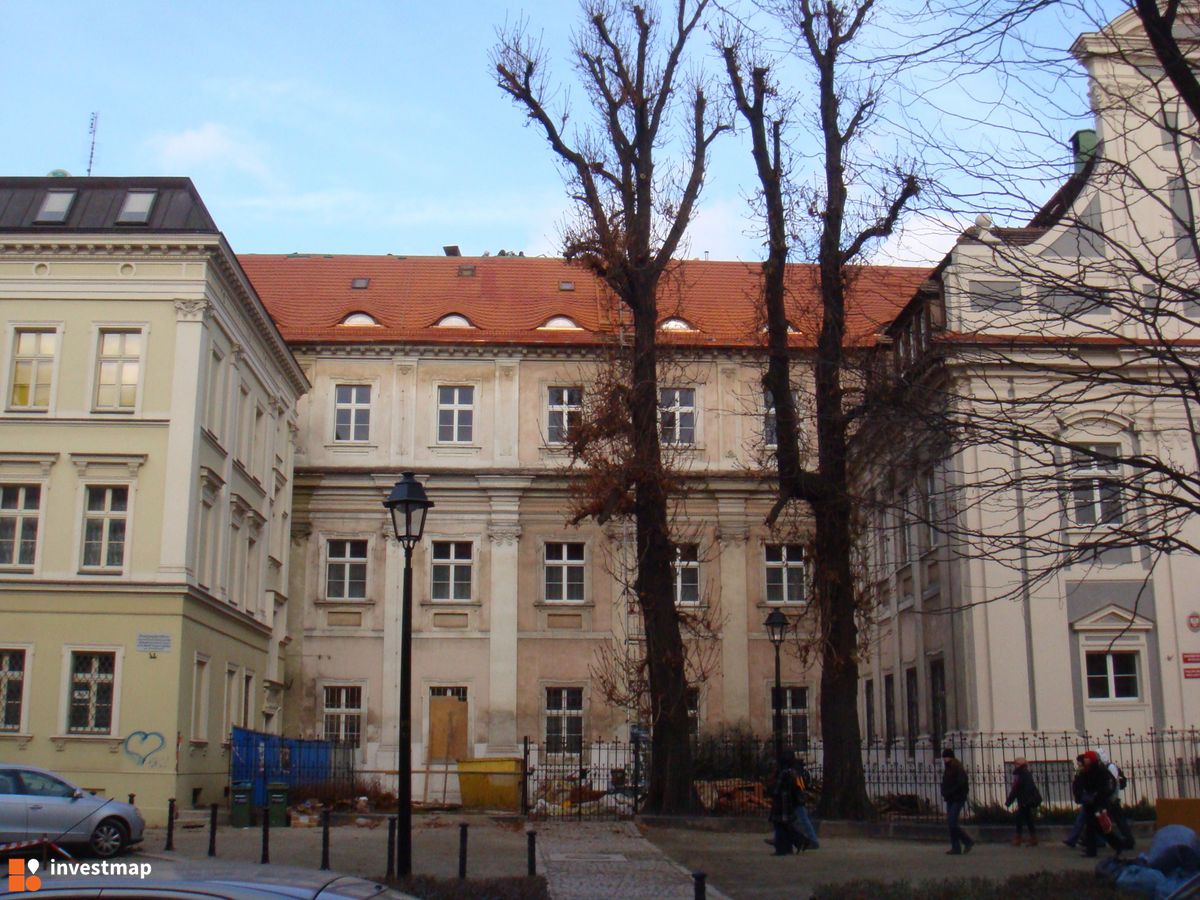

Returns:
7,859,41,893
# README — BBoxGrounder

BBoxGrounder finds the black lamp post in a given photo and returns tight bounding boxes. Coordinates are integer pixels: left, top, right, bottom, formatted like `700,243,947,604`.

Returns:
764,608,790,766
382,472,433,878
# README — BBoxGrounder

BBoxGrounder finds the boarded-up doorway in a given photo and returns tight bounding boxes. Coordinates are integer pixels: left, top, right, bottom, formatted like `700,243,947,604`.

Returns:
428,686,469,764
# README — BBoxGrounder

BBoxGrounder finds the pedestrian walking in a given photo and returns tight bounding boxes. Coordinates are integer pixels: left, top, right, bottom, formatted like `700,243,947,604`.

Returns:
766,750,813,855
1098,747,1135,851
941,748,974,855
1005,756,1042,846
1078,750,1123,858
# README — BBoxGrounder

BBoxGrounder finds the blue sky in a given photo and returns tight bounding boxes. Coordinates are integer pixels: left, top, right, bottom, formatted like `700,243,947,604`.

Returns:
2,1,1118,264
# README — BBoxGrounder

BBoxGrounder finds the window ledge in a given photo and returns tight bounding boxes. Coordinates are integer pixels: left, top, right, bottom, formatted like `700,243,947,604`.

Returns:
422,600,482,608
325,442,378,452
428,444,482,455
314,597,375,607
50,735,123,752
0,732,33,746
0,567,35,576
535,601,594,609
189,739,209,748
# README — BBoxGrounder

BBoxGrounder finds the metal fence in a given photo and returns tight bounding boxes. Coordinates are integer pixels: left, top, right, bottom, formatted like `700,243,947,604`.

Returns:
521,728,1200,822
229,727,357,808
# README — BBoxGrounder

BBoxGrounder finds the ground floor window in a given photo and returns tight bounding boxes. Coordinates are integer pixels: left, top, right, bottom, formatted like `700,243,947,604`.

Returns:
322,685,363,747
545,687,583,754
774,686,809,751
0,649,25,731
67,651,115,734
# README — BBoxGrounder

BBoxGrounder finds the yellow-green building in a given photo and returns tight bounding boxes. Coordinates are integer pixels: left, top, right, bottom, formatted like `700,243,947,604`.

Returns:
0,177,308,825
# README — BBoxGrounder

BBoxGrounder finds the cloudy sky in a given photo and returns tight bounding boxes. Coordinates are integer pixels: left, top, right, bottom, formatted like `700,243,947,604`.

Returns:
2,1,1120,265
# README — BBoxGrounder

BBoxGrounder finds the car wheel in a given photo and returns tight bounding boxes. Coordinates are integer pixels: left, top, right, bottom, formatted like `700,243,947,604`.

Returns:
89,818,128,858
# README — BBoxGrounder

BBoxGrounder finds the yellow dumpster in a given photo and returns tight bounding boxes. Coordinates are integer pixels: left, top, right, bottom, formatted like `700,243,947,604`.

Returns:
456,757,523,811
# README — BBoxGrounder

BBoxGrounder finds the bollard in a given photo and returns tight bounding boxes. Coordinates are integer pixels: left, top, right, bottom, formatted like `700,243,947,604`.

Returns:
458,822,468,879
208,803,218,857
385,817,396,881
165,798,176,852
526,830,537,877
260,804,270,864
40,835,48,867
320,807,331,871
128,793,136,806
693,871,707,900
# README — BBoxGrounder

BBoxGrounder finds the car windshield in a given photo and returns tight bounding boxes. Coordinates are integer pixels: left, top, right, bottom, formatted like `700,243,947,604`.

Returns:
20,771,76,798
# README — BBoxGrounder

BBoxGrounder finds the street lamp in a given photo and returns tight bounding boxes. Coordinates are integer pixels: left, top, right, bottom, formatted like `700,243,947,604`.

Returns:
764,608,790,766
382,472,433,878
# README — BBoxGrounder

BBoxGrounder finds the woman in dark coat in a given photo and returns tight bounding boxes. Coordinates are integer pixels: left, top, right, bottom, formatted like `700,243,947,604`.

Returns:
1005,756,1042,846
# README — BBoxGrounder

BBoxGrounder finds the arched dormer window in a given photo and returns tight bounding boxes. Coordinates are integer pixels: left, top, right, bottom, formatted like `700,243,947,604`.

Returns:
341,312,378,326
539,315,582,330
660,317,695,331
435,314,474,328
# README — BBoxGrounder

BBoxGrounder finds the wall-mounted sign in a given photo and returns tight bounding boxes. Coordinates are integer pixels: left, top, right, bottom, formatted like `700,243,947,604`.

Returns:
1188,612,1200,632
135,633,172,653
1185,668,1200,679
1184,653,1200,664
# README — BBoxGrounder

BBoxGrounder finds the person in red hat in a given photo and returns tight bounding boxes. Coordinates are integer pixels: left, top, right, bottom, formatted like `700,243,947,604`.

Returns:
1078,750,1122,857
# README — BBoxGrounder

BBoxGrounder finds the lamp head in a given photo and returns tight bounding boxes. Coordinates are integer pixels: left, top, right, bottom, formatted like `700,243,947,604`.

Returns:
383,472,433,548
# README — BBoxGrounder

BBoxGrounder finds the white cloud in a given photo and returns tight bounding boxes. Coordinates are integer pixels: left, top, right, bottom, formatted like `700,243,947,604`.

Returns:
147,123,273,183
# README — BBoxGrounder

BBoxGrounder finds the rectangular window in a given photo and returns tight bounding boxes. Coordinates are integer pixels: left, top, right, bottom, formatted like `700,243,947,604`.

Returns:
242,672,254,728
191,657,209,741
763,389,778,447
0,649,25,732
81,486,128,570
205,349,225,438
1086,651,1139,700
929,659,947,751
896,493,912,567
1070,444,1123,526
905,667,919,758
9,329,55,410
884,674,896,746
780,686,809,752
765,544,806,604
1170,175,1197,260
686,687,701,741
437,385,474,443
322,685,363,747
223,667,238,739
659,388,696,445
326,539,368,600
545,687,583,754
864,679,876,744
544,542,585,603
547,386,582,444
431,541,472,601
116,189,156,224
333,385,371,442
67,651,115,734
673,544,700,605
923,471,941,550
35,189,75,223
0,485,40,569
970,279,1022,311
93,330,141,412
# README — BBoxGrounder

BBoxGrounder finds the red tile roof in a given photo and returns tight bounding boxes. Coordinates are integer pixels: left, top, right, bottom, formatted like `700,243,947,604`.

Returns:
237,254,930,349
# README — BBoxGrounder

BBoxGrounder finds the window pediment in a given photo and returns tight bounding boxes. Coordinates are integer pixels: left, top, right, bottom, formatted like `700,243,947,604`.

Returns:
1072,604,1153,632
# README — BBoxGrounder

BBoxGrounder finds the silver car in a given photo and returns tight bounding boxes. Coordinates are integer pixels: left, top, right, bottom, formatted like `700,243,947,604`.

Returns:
0,765,144,857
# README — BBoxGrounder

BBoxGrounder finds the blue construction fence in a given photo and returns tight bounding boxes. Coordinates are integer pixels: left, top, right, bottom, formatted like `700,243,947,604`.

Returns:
229,726,356,808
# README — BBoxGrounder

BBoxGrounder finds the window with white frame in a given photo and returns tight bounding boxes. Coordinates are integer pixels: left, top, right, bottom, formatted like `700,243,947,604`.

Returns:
776,685,809,751
659,388,696,445
547,386,583,445
686,687,701,741
81,486,128,571
0,485,40,569
544,542,585,603
923,471,941,550
191,656,209,742
0,649,26,732
545,686,583,754
333,385,371,442
1069,444,1123,526
93,330,142,412
1085,650,1139,700
763,389,778,447
432,541,472,601
67,651,116,734
673,544,700,605
205,348,226,438
437,385,474,443
322,685,363,747
326,539,368,600
765,544,807,604
9,329,56,411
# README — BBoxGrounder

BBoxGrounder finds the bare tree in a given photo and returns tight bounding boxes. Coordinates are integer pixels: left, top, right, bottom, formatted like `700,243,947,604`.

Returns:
721,0,920,818
494,0,728,812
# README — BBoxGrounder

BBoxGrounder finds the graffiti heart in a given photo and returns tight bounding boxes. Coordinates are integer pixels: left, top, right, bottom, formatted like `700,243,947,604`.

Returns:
123,731,166,765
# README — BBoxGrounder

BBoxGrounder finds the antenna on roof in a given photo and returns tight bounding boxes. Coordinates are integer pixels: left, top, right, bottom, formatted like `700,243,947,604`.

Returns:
86,113,99,177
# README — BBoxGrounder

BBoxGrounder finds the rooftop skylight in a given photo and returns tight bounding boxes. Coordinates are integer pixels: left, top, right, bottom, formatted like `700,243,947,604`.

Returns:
116,189,157,224
35,189,76,223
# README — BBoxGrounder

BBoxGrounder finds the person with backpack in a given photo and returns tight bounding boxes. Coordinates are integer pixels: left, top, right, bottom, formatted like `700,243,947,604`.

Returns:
941,748,975,855
1078,750,1124,857
1005,756,1043,846
766,749,813,855
1098,747,1135,851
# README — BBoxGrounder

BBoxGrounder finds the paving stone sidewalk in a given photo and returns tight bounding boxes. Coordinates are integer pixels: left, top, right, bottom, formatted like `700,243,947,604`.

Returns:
534,821,732,900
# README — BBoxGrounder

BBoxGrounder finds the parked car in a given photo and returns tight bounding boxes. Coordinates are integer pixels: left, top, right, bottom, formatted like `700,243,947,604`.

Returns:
0,765,144,858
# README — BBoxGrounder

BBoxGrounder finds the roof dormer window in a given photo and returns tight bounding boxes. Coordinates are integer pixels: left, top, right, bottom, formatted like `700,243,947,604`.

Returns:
35,189,76,223
435,314,474,328
351,277,370,289
341,312,378,326
116,189,157,224
539,315,582,330
660,317,695,331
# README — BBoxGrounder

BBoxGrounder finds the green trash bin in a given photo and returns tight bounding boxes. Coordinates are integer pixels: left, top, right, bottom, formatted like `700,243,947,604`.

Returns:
230,781,253,828
267,782,289,827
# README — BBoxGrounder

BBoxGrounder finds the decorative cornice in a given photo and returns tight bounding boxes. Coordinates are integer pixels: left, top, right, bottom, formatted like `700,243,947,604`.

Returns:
487,524,522,545
0,452,59,477
70,453,147,478
173,298,209,322
716,526,749,546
